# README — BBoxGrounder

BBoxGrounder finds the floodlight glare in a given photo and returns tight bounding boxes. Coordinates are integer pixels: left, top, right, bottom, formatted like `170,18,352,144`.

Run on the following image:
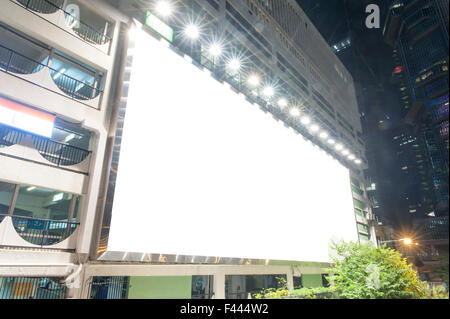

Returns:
228,58,241,71
354,159,362,164
348,154,355,160
319,131,328,139
209,43,222,57
278,98,288,109
247,75,260,86
289,108,300,117
184,24,200,39
300,116,311,125
327,139,335,145
262,86,275,97
342,149,349,156
402,238,412,245
156,1,172,17
310,124,320,132
335,143,343,151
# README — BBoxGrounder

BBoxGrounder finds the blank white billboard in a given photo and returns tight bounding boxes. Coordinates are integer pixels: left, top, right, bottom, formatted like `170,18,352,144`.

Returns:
106,28,358,263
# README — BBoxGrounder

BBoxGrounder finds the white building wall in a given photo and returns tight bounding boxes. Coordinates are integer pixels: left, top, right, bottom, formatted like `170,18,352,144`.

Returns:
0,0,128,274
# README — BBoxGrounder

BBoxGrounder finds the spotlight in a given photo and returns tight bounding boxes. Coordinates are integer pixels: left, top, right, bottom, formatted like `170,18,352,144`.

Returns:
155,1,172,17
335,143,343,151
262,86,274,97
327,139,335,145
278,98,288,109
348,154,355,160
289,108,300,117
310,124,320,132
228,58,241,71
342,149,349,156
300,116,311,125
209,43,222,57
185,24,200,39
319,131,328,139
247,74,260,86
354,159,362,164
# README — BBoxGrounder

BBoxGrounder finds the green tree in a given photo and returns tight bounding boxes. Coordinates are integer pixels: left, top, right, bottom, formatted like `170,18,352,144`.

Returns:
327,241,428,299
435,254,449,286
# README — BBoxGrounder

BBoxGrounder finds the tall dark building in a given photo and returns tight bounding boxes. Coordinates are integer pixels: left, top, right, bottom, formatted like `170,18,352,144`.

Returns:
383,0,448,282
384,0,449,220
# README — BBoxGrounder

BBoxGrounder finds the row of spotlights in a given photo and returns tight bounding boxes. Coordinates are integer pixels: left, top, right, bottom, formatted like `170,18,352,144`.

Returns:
154,6,362,165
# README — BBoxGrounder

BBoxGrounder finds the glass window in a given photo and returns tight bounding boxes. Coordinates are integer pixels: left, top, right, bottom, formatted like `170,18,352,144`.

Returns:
191,276,214,299
225,274,285,298
13,186,74,220
0,181,16,217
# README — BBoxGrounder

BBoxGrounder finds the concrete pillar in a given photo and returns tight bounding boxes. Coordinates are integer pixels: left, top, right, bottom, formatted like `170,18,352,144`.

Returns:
286,270,294,292
213,273,226,299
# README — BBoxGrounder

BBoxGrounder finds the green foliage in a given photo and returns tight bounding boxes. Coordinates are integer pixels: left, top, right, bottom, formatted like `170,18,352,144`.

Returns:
252,277,289,299
426,285,449,299
253,277,335,299
327,241,429,299
435,254,449,286
290,286,335,299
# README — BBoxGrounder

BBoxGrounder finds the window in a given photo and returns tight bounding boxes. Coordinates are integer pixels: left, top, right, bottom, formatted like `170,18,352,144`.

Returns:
322,274,330,287
0,181,16,217
13,185,79,222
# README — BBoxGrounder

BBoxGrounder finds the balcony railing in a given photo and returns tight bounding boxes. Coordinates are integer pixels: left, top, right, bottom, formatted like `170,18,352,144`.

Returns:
0,277,67,299
1,214,79,246
17,0,64,14
0,124,26,147
15,0,112,46
0,123,92,172
0,44,102,101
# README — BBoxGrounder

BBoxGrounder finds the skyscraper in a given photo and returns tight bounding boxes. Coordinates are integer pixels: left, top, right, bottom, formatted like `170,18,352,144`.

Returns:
383,0,448,281
384,0,449,219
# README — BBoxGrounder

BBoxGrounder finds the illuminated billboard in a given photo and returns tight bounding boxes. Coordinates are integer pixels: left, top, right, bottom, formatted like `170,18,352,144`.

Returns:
105,27,358,263
0,95,54,137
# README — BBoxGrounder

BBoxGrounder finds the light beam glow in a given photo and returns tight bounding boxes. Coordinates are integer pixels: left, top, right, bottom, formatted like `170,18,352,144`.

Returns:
184,24,200,39
155,1,172,17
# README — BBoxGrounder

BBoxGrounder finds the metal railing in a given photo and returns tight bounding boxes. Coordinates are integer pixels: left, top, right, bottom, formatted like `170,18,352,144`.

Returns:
16,0,64,14
0,44,45,75
4,214,79,246
90,277,129,299
0,124,26,147
0,277,66,299
0,45,102,101
15,0,112,46
49,68,102,100
0,124,92,171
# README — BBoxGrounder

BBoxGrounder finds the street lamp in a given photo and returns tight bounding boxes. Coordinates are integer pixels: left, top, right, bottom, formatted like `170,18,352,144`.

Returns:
379,238,414,245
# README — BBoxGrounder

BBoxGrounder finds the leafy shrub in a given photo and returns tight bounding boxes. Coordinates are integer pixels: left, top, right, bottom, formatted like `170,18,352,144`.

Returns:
327,241,429,299
253,277,335,299
426,285,449,299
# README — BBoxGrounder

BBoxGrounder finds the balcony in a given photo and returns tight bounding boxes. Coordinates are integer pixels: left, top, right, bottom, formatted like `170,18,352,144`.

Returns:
0,123,91,174
0,182,81,250
13,0,113,53
0,42,103,109
1,214,79,247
